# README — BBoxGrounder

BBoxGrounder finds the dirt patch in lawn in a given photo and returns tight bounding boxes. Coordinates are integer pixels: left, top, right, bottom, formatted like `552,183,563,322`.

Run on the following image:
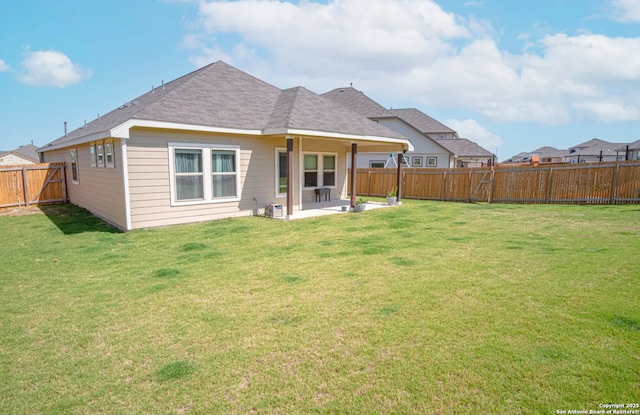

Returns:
0,205,66,217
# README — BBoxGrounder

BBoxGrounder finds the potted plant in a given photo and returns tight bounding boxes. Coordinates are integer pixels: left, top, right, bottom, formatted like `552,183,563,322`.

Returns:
386,188,397,205
353,197,368,212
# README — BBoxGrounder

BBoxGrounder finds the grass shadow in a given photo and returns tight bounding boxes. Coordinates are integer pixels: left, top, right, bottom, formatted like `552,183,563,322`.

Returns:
40,204,120,235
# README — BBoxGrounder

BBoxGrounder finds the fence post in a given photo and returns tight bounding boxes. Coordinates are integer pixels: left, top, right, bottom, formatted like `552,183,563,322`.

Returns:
442,171,447,201
22,168,30,207
488,169,495,204
545,168,553,204
468,170,473,202
610,163,619,204
62,164,68,203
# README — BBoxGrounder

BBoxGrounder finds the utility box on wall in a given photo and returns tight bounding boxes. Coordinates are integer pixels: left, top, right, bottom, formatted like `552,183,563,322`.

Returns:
265,203,283,218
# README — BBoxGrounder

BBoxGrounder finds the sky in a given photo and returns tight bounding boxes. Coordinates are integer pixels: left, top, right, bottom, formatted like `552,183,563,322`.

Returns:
1,0,639,161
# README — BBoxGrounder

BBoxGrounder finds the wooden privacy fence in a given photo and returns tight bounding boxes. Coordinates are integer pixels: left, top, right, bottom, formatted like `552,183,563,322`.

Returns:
0,163,67,208
352,161,640,204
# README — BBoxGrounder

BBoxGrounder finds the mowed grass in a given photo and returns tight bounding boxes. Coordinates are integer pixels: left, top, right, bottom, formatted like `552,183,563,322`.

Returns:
1,201,638,414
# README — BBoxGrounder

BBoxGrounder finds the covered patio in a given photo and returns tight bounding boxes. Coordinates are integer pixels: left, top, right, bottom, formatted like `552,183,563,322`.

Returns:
276,199,397,220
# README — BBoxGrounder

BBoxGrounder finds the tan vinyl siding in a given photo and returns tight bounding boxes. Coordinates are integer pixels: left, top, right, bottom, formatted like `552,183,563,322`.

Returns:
41,140,128,230
126,129,302,229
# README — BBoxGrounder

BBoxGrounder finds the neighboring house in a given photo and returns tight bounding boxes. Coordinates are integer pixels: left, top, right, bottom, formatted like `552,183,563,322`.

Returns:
322,87,489,168
528,146,566,163
38,61,412,231
504,152,531,164
437,138,494,167
615,140,640,160
563,138,627,163
0,144,40,165
505,147,566,164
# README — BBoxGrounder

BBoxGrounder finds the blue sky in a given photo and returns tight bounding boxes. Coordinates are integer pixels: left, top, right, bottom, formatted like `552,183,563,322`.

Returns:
1,0,639,160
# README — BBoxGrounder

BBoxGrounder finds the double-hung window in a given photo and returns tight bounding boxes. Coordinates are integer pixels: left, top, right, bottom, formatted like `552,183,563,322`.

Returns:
96,143,104,167
174,149,204,200
303,153,336,188
105,140,115,168
276,149,288,196
70,148,79,183
90,144,97,167
170,143,240,205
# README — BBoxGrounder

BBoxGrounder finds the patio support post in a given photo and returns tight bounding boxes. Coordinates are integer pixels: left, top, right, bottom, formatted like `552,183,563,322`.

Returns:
396,152,403,203
286,137,294,220
350,143,358,207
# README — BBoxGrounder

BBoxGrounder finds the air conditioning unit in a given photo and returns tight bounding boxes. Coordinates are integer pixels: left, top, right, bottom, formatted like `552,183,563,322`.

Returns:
265,203,283,218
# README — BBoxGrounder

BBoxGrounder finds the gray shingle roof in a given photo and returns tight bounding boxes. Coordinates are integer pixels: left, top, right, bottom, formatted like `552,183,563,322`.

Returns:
529,146,566,158
614,139,640,151
384,108,456,135
321,88,457,136
321,87,388,117
436,138,493,158
567,138,626,156
41,61,405,151
267,87,403,138
0,144,40,162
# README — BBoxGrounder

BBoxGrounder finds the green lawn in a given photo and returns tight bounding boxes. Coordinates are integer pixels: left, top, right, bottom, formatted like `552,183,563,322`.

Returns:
1,201,639,414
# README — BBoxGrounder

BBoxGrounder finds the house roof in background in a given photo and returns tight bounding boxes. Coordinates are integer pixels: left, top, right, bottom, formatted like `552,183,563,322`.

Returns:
567,138,626,156
615,139,640,151
529,146,566,158
383,108,457,135
40,61,406,152
437,138,493,158
0,144,40,162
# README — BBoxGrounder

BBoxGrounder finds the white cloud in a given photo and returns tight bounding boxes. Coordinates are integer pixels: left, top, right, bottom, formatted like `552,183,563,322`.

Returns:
18,50,91,88
612,0,640,22
182,0,640,126
445,118,502,150
0,59,10,72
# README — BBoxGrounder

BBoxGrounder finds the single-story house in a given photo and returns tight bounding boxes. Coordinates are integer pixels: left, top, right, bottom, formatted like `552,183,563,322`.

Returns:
615,140,640,160
528,146,566,163
322,87,492,168
0,144,40,166
436,138,494,167
563,138,627,163
38,61,412,230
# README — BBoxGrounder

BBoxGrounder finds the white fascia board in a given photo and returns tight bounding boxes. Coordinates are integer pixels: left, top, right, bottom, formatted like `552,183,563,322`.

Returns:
263,128,414,151
110,119,263,138
39,130,112,152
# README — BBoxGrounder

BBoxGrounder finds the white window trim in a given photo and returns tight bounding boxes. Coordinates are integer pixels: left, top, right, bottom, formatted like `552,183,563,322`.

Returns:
302,151,337,189
90,143,97,167
105,139,115,168
275,147,287,197
70,148,79,184
96,142,105,167
169,142,241,206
